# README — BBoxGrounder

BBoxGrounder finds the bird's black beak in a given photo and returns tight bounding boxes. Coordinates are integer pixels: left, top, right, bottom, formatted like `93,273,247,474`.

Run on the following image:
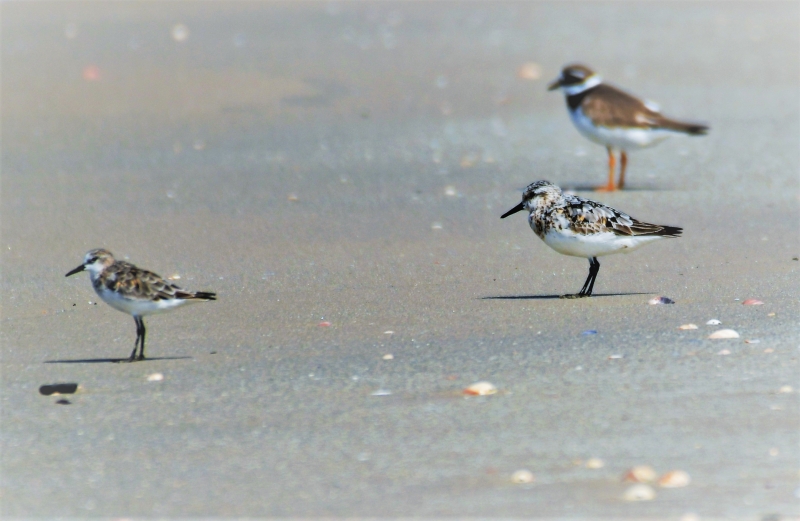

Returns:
501,202,526,219
65,264,85,277
547,77,562,91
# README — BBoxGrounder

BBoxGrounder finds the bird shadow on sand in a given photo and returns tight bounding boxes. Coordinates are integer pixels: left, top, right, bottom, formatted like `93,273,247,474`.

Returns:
481,292,652,301
45,356,191,364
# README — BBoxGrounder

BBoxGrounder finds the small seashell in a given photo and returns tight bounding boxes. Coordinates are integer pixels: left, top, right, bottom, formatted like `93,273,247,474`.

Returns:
382,354,394,360
709,329,739,339
764,348,775,353
622,483,656,501
742,299,764,305
431,222,443,230
706,319,721,325
463,381,497,396
383,330,394,335
146,373,164,382
511,469,535,484
444,185,457,196
658,470,691,488
768,312,776,317
287,193,299,202
39,383,79,396
318,321,331,327
680,513,701,521
744,339,760,344
517,62,542,80
608,354,623,359
585,457,604,469
371,389,391,396
623,465,658,483
648,296,675,305
678,324,698,330
779,385,793,393
717,349,731,355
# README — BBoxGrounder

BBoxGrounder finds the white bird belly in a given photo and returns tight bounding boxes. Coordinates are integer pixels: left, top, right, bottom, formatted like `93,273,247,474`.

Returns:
96,287,192,316
541,228,664,258
570,108,672,150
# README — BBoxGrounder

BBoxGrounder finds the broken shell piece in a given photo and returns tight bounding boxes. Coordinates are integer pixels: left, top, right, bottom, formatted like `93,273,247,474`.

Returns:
779,385,793,393
744,339,760,344
431,222,443,230
146,373,164,382
706,319,721,325
678,324,698,330
517,62,542,80
585,457,604,469
658,470,691,488
764,348,775,353
717,349,731,355
709,329,739,339
318,321,331,327
371,389,392,396
742,299,764,305
463,381,497,396
511,469,535,484
622,483,656,501
383,330,394,335
608,354,623,359
623,465,658,483
382,354,394,360
648,296,675,305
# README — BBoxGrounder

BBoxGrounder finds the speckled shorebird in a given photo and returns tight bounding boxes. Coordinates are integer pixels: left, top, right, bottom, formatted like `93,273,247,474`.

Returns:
66,249,216,361
548,63,709,191
501,180,682,298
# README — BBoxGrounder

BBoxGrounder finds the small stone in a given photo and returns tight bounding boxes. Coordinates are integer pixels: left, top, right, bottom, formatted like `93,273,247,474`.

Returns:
709,329,739,339
678,324,698,330
742,299,764,305
622,483,656,501
382,354,394,360
658,470,691,488
56,399,71,405
581,330,597,336
511,469,535,484
585,457,604,469
648,296,675,305
146,373,164,382
463,381,497,396
706,319,721,325
623,465,658,483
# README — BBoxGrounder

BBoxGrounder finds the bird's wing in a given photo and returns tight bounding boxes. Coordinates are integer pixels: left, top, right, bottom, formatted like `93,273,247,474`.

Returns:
561,195,679,237
101,262,185,301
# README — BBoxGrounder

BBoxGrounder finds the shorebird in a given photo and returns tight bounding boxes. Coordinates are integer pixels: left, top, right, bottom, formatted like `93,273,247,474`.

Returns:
66,248,216,361
501,180,681,298
548,63,709,191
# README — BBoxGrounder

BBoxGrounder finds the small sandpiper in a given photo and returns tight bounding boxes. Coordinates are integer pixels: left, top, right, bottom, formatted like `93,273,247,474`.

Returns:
501,180,681,298
66,249,216,361
548,63,709,191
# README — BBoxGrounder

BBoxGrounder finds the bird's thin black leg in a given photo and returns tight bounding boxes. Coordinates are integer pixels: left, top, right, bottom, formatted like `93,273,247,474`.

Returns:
585,257,600,297
126,317,141,362
137,317,147,361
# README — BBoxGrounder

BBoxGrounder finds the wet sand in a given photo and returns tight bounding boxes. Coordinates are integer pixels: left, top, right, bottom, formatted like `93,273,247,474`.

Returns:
2,2,799,517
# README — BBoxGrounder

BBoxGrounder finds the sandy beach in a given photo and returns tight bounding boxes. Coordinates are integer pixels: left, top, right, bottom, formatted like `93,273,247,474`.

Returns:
2,2,799,517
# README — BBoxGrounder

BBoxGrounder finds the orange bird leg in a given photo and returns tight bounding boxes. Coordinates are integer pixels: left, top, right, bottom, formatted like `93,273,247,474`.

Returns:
618,151,628,189
597,146,616,192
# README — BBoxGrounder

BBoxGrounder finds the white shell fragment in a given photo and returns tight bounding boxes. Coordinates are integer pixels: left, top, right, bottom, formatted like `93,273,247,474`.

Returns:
648,296,675,305
717,349,731,355
146,373,164,382
678,324,698,330
778,385,793,394
463,381,497,396
742,299,764,305
585,457,604,469
511,469,535,484
622,483,656,501
658,470,691,488
371,389,392,396
623,465,658,483
706,319,721,325
709,329,739,339
382,354,394,360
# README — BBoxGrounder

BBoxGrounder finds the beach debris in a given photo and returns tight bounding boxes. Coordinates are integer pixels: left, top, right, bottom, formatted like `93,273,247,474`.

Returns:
706,319,721,325
39,383,79,396
658,470,691,488
742,299,764,305
779,385,793,394
517,62,542,80
764,348,774,353
371,389,392,396
287,193,299,202
171,23,189,42
431,222,443,230
709,329,739,339
383,330,394,335
582,330,597,336
678,324,698,330
623,465,657,483
717,349,731,355
585,457,604,469
146,373,164,382
648,296,675,305
444,185,457,196
382,354,394,360
82,65,101,81
463,381,497,396
511,469,535,484
744,339,760,344
768,312,776,316
608,354,623,359
318,321,331,327
622,483,656,501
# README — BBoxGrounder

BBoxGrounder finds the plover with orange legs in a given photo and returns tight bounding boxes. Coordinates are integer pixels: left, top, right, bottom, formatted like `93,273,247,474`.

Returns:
548,64,709,191
501,180,681,298
66,249,216,361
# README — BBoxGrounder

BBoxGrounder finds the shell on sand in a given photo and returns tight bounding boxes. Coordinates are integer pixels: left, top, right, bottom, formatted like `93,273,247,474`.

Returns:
709,329,739,339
